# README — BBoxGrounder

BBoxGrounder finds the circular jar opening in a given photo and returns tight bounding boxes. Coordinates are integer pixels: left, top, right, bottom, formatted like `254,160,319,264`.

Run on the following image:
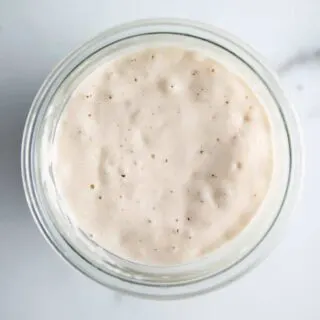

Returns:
21,19,303,299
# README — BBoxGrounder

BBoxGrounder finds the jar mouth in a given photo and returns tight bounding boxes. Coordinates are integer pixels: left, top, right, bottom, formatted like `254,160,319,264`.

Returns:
21,18,303,299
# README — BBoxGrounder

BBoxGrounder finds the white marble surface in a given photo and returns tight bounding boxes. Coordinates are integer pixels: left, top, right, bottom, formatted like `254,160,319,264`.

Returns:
0,0,320,319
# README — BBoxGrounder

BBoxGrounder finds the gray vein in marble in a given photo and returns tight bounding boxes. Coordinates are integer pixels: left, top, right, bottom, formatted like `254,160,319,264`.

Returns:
277,49,320,75
276,48,320,120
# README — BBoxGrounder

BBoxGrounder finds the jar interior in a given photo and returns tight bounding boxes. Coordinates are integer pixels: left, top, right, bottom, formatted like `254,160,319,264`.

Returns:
29,31,291,296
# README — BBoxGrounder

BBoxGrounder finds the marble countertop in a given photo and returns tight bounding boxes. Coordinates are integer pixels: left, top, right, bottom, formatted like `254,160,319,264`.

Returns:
1,0,319,319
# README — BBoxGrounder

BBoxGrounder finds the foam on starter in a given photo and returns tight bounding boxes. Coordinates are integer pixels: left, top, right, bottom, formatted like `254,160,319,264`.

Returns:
52,47,273,265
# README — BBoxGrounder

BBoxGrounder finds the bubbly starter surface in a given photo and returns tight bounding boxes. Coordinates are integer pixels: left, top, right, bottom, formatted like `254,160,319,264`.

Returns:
52,47,273,265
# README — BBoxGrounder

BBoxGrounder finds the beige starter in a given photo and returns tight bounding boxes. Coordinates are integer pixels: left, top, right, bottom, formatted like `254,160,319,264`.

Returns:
52,47,273,265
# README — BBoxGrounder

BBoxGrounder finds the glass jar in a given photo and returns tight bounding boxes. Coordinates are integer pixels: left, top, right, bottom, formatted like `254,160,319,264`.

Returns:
21,19,303,299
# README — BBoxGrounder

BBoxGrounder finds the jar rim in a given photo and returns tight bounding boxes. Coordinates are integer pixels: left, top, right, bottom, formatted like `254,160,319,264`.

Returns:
21,18,304,299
